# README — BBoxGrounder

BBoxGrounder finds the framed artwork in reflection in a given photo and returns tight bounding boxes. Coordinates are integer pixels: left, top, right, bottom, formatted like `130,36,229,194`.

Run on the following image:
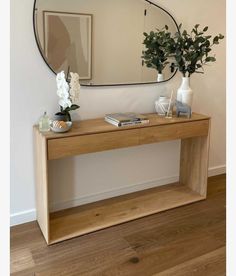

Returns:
43,11,92,80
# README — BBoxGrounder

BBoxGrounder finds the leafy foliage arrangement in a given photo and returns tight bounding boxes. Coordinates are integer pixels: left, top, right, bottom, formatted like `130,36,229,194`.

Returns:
142,24,224,77
169,24,224,77
142,26,173,74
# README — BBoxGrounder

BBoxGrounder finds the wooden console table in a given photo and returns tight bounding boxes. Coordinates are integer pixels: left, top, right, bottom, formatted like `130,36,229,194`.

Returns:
34,113,210,245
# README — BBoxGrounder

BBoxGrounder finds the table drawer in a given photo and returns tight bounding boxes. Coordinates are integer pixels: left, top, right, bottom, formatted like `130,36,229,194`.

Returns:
48,129,140,160
139,120,209,145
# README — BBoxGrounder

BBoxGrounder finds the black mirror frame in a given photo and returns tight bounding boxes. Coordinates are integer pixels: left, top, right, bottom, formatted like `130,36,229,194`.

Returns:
33,0,179,87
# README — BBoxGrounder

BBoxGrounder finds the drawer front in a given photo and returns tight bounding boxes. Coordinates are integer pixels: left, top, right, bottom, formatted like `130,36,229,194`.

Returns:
48,129,139,160
139,120,209,145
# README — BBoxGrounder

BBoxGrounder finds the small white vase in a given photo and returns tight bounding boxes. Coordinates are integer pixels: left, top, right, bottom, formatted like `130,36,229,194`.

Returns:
157,73,164,82
177,77,193,107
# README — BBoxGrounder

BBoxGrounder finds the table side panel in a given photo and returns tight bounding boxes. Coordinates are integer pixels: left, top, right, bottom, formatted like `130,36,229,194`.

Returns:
34,128,50,243
180,120,211,197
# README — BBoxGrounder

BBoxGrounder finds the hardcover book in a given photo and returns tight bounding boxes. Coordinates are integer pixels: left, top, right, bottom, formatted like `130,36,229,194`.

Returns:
104,112,149,127
105,112,148,123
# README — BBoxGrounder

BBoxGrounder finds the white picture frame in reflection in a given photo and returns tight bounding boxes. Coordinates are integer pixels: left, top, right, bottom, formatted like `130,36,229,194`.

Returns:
43,11,92,80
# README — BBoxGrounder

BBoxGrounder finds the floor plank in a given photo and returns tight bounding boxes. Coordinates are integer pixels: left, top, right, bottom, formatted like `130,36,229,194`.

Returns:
11,174,226,276
155,247,226,276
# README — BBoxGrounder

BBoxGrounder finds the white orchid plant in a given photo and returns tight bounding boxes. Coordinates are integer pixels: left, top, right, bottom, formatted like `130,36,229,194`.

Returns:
56,70,80,121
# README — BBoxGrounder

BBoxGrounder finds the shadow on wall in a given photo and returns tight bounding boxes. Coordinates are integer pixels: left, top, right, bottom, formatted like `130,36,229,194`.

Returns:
48,157,76,211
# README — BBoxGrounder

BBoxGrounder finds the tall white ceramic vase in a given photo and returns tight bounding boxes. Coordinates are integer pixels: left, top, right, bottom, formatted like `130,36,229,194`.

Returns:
157,73,164,82
177,77,193,107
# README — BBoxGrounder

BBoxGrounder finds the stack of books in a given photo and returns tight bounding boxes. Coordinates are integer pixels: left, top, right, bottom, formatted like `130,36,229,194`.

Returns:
105,112,149,127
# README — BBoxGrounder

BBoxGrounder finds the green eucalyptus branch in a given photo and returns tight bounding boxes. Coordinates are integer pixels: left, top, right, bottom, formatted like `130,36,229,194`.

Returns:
142,25,172,74
170,24,224,77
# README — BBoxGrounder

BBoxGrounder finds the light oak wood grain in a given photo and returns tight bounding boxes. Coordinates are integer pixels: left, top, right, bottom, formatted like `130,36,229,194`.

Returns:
33,112,210,244
34,113,210,140
139,120,209,145
34,129,50,243
49,183,204,244
47,118,209,160
180,122,210,197
48,129,139,160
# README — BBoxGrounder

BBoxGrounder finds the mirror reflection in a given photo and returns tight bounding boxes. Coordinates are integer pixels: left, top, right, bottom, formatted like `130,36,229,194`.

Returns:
34,0,178,86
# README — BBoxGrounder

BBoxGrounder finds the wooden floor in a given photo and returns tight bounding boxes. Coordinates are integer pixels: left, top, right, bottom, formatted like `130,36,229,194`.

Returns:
11,174,226,276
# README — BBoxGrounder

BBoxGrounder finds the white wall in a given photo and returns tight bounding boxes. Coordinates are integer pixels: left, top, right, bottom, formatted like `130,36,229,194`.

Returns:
10,0,226,225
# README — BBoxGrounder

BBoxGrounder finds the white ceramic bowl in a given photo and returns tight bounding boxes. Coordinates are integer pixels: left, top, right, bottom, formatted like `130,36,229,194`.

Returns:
50,121,72,133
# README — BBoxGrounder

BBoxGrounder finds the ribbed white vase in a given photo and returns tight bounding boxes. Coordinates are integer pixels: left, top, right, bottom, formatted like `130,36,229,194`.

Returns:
157,73,164,82
177,77,193,107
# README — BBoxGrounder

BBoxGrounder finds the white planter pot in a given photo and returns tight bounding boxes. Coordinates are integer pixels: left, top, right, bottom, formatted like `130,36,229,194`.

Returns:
177,77,193,107
157,73,164,82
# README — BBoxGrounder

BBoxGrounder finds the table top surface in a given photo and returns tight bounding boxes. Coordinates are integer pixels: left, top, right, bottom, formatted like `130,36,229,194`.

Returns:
34,112,210,140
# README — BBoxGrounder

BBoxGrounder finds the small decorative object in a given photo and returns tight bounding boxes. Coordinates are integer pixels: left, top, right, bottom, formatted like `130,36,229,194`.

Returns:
142,26,173,82
165,90,174,118
176,100,192,118
55,69,80,122
155,95,173,116
38,111,50,132
50,120,72,133
169,24,224,107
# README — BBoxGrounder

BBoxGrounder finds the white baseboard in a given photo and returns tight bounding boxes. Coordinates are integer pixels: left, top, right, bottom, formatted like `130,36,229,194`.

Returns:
10,165,226,226
10,209,36,227
208,165,226,177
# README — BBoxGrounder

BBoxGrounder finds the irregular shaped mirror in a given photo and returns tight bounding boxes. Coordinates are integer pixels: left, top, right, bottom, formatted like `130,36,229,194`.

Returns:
33,0,178,86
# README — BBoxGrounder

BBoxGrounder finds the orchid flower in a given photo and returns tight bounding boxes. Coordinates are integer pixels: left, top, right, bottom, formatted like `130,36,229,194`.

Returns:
55,71,80,119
